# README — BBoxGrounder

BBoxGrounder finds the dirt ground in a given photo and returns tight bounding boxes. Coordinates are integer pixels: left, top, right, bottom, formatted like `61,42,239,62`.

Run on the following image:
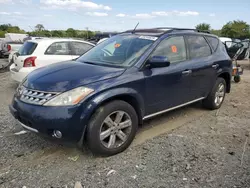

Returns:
0,59,249,188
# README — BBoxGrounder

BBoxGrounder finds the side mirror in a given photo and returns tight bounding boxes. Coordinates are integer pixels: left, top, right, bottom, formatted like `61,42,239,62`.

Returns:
147,56,170,68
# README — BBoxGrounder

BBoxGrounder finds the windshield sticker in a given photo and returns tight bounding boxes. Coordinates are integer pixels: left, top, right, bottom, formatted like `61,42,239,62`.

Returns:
171,45,177,53
139,36,158,41
114,43,121,48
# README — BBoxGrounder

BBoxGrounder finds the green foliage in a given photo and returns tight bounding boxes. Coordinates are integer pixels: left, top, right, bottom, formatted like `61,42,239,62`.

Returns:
0,24,25,36
1,20,249,41
0,30,5,38
0,24,11,31
51,30,65,37
221,20,250,39
210,29,221,36
66,28,77,37
195,23,211,31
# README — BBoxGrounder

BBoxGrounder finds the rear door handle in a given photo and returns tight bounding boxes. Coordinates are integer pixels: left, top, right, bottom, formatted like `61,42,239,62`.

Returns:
182,70,192,75
212,64,219,69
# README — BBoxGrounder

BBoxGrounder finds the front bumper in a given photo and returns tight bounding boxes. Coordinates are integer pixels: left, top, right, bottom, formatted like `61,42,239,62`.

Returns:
9,97,87,142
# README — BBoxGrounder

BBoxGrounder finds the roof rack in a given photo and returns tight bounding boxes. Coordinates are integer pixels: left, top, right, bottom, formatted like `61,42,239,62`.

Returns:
123,27,211,36
153,27,210,34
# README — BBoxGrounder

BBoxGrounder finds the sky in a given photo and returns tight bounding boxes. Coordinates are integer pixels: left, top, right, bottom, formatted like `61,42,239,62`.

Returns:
0,0,250,32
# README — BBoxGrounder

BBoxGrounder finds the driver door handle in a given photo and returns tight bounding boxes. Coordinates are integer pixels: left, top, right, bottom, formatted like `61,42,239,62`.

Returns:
182,70,192,75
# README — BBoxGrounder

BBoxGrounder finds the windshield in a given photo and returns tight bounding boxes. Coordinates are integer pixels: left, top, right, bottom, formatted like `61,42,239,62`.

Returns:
18,41,37,56
77,34,155,67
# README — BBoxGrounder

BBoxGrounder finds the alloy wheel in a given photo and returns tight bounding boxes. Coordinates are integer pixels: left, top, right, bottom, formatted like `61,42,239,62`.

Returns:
100,111,132,149
214,83,225,106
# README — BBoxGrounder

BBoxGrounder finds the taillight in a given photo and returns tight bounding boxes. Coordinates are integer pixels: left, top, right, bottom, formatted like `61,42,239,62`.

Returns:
23,56,37,67
7,44,11,51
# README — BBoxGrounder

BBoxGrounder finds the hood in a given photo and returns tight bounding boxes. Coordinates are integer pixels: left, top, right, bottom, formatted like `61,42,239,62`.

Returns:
24,61,125,92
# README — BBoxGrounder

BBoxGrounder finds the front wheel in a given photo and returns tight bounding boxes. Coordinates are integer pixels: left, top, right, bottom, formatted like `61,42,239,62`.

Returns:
86,100,138,156
203,77,226,110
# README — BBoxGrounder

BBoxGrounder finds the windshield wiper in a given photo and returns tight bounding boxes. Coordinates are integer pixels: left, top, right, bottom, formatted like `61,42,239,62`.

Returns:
82,61,99,65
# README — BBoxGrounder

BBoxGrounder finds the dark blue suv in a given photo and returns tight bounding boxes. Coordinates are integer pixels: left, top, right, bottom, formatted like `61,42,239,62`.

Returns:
9,28,232,156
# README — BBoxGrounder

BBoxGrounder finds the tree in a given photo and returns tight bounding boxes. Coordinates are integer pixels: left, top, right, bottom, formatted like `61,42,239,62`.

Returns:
211,29,221,36
0,24,12,31
221,20,250,39
41,30,52,37
0,30,5,38
51,30,64,37
195,23,211,31
66,28,77,37
7,26,25,34
35,24,45,32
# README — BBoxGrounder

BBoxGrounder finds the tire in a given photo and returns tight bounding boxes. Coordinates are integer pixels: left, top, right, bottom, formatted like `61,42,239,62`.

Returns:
203,77,226,110
86,100,138,156
234,75,241,83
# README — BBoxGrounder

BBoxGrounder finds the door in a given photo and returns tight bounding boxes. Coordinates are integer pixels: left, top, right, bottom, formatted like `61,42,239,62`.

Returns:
39,41,72,67
224,41,244,59
144,36,194,116
185,35,217,99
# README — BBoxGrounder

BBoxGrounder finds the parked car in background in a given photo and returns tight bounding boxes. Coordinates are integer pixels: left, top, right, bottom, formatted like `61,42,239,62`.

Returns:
10,38,95,82
220,37,250,60
8,50,18,64
97,38,109,44
87,32,118,44
10,28,232,156
7,43,24,61
1,42,23,58
0,33,28,58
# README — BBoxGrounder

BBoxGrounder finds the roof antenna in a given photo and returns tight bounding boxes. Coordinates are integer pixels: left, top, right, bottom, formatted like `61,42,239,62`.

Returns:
132,22,139,34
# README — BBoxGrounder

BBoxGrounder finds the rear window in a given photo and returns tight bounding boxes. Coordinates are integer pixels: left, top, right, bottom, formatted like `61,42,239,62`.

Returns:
18,42,37,56
206,36,219,51
186,35,211,59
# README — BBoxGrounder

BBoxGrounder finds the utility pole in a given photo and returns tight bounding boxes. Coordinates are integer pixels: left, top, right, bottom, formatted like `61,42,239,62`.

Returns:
85,27,89,39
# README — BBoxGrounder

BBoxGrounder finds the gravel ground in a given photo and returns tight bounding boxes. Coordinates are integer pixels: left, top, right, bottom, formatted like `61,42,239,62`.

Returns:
0,59,249,188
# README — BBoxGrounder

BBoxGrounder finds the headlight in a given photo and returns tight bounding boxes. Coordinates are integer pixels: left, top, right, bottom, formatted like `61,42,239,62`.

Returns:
43,87,94,106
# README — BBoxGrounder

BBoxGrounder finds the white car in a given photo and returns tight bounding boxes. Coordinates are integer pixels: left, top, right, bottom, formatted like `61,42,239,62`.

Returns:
8,44,23,64
10,38,95,82
97,38,109,44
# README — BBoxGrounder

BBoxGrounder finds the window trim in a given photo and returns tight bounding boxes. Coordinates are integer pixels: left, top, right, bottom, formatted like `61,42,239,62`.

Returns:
205,36,219,52
140,35,188,69
185,34,212,60
44,41,71,55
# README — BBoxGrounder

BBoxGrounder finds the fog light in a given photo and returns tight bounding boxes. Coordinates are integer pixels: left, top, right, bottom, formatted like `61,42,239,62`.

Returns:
52,130,62,138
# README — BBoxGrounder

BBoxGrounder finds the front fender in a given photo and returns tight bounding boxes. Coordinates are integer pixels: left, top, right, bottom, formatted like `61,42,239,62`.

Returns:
79,87,144,126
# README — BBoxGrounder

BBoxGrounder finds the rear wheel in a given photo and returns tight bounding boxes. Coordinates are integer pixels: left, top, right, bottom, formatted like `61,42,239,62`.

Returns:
86,100,138,156
234,75,241,83
203,77,226,110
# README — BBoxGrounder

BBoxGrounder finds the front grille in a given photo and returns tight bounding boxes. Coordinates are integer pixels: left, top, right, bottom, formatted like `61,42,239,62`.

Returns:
19,87,58,105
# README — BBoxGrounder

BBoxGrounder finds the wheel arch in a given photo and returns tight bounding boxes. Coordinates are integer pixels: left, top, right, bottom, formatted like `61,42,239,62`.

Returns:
78,88,144,143
218,72,231,93
95,94,144,125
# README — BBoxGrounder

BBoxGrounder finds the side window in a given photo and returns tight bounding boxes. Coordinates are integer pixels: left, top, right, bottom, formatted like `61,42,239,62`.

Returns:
151,36,187,63
186,36,211,59
71,42,93,56
206,36,219,51
45,42,71,55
